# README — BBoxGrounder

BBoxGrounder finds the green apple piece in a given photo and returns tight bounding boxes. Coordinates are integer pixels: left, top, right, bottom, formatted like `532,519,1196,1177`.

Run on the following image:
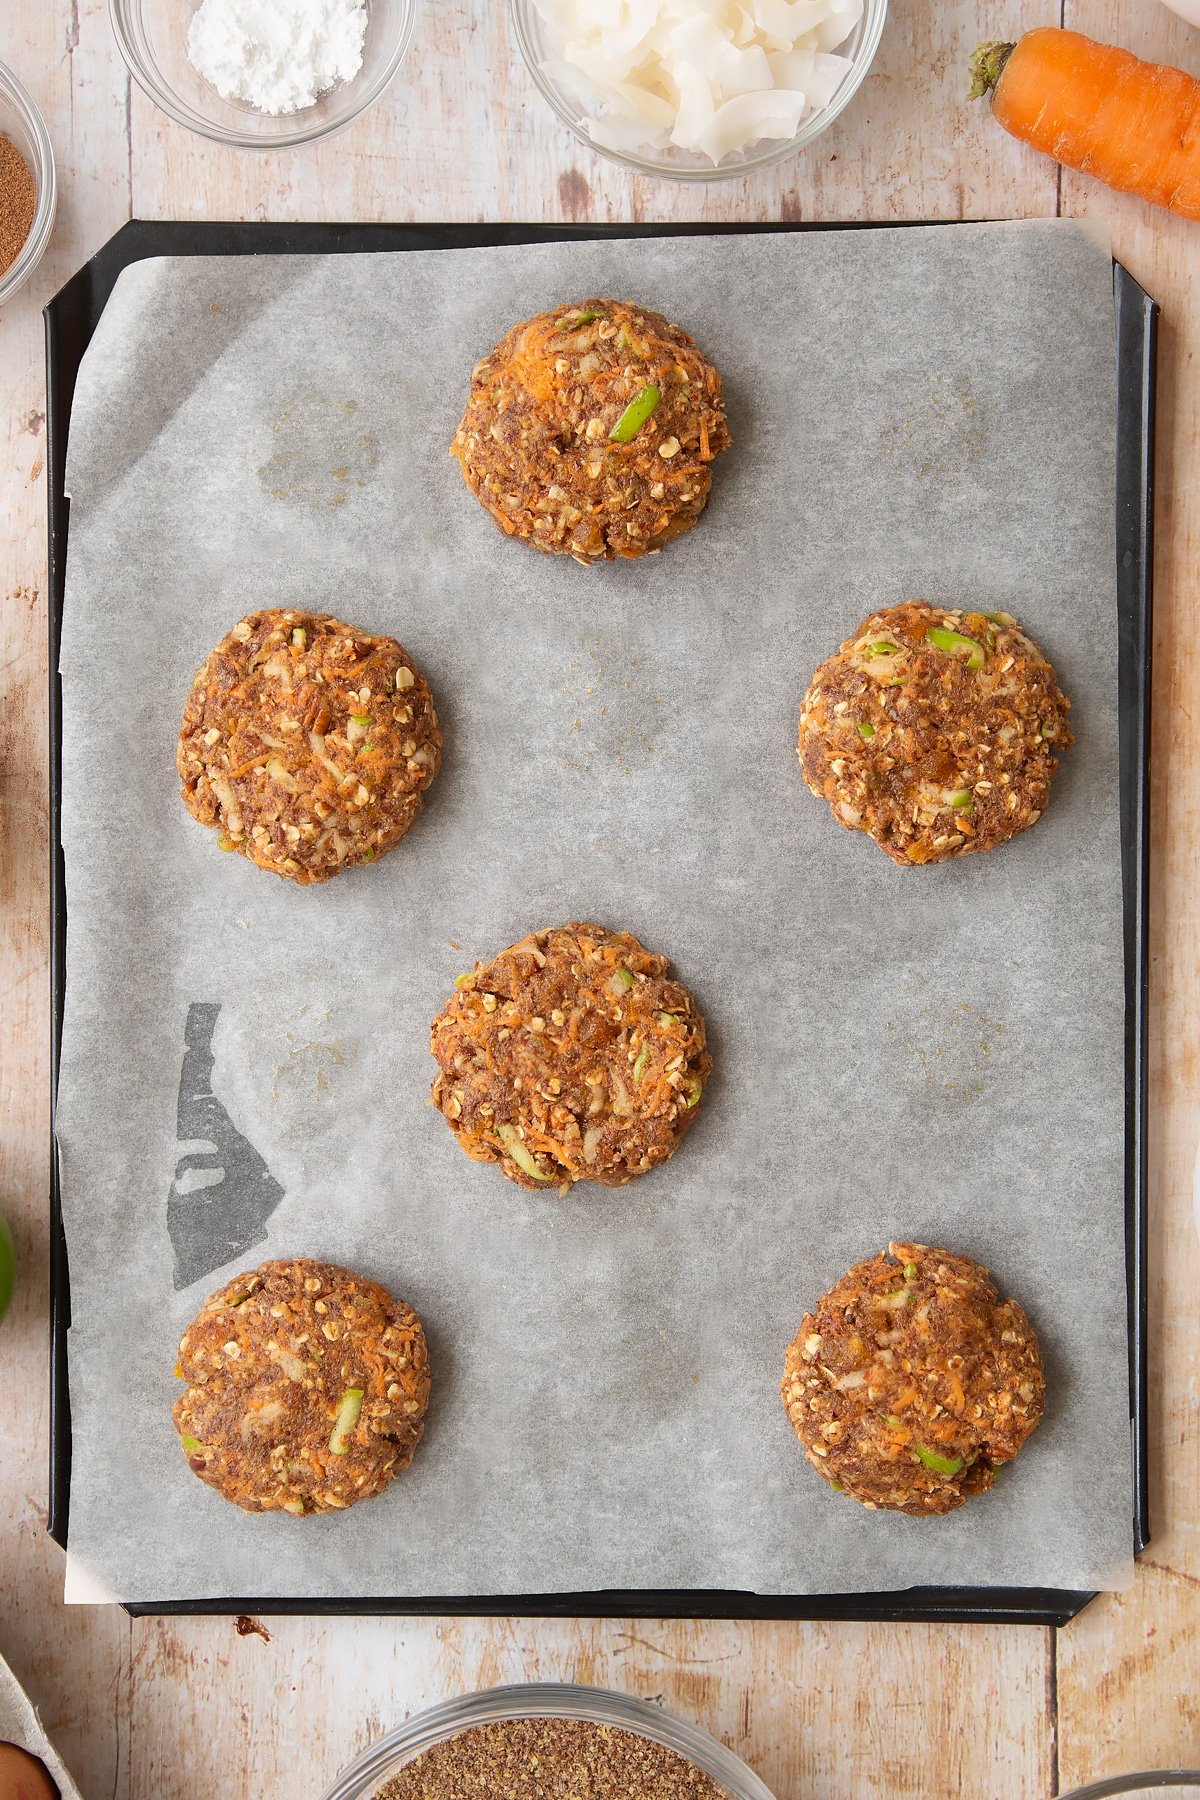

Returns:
0,1209,13,1325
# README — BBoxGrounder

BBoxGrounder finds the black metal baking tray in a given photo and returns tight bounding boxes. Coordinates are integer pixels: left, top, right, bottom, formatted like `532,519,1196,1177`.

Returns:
45,220,1155,1626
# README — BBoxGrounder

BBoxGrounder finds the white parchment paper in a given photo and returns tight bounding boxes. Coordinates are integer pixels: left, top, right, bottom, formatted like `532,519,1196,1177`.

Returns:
0,1651,85,1798
56,222,1134,1603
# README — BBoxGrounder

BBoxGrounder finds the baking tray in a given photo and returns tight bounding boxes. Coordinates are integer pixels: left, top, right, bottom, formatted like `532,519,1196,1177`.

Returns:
45,220,1155,1626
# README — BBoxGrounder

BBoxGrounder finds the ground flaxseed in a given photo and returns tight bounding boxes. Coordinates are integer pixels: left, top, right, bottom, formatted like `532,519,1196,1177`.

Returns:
0,133,36,278
375,1718,733,1800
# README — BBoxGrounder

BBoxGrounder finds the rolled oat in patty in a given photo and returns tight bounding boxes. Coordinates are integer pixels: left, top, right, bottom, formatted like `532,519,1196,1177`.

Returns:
451,298,730,563
173,1258,430,1515
430,922,711,1191
797,601,1071,865
177,607,441,882
781,1241,1044,1515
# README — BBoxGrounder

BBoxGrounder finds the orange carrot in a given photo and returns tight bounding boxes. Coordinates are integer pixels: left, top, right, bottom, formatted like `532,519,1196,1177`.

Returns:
969,27,1200,220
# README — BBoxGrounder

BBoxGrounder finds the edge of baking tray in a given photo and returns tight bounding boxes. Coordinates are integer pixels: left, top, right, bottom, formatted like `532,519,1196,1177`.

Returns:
1114,261,1155,1560
44,220,1156,1626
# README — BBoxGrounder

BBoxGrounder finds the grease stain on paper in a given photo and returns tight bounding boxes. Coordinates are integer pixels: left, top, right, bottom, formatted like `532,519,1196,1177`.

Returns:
559,637,671,776
885,980,1008,1113
879,372,987,487
258,393,380,508
566,1270,699,1423
268,1005,355,1141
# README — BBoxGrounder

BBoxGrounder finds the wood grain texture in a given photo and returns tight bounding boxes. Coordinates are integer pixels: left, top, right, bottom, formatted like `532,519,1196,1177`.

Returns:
1052,1,1200,1787
128,0,1059,225
0,0,1195,1795
125,1615,1052,1800
0,7,133,1798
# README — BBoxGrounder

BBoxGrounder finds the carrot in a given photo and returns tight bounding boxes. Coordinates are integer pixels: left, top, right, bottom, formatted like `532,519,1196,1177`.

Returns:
969,27,1200,220
227,753,270,779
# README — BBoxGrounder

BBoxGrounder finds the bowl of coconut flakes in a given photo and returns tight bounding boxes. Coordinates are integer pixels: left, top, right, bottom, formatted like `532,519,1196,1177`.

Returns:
108,0,416,148
511,0,888,180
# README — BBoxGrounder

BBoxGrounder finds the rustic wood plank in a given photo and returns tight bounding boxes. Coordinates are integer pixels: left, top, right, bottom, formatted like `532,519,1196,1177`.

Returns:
126,1614,1053,1800
128,0,1058,225
0,5,133,1797
1052,1,1200,1782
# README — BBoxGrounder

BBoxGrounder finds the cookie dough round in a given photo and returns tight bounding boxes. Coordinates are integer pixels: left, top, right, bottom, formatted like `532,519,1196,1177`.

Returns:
173,1258,430,1516
450,298,731,563
177,607,441,883
430,922,711,1190
797,601,1072,865
781,1241,1044,1515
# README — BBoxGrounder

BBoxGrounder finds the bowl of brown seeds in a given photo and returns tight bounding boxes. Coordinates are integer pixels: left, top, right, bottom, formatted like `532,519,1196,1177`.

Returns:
0,61,55,306
319,1683,776,1800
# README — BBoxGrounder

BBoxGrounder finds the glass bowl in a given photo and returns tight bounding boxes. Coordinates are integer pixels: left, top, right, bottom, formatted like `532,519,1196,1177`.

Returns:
510,0,887,182
0,62,56,306
1060,1779,1200,1800
107,0,417,150
319,1682,776,1800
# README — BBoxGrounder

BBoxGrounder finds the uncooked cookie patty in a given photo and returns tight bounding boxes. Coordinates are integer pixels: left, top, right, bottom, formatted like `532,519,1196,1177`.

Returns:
450,298,731,563
430,922,711,1190
177,607,441,882
797,601,1071,865
173,1258,430,1515
781,1241,1044,1515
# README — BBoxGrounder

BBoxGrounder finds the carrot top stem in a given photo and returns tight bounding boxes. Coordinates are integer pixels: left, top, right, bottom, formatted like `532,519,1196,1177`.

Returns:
967,40,1016,101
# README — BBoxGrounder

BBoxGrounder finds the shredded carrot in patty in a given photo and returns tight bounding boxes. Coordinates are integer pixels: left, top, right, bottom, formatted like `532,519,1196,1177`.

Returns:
226,753,273,779
430,924,709,1190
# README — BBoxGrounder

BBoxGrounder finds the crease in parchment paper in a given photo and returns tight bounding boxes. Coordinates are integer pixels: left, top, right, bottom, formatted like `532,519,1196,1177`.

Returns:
56,222,1134,1603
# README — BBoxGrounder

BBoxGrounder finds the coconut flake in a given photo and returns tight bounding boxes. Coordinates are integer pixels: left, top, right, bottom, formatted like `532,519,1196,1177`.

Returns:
693,85,808,161
534,0,865,165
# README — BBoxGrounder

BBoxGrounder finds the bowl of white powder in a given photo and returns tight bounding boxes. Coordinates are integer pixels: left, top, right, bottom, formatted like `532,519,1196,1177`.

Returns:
109,0,416,147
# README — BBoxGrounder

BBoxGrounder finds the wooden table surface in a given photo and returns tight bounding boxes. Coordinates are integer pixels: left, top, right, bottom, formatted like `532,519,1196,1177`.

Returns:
2,3,1198,1795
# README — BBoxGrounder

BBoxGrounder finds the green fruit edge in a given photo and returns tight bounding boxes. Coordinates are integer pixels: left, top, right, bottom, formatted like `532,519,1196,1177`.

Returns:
0,1208,15,1325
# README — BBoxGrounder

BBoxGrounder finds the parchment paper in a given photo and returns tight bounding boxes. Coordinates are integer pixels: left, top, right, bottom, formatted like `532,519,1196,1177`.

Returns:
0,1651,85,1798
56,222,1134,1603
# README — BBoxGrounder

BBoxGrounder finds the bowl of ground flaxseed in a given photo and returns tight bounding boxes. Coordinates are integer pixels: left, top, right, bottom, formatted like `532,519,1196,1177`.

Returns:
0,63,55,306
320,1683,776,1800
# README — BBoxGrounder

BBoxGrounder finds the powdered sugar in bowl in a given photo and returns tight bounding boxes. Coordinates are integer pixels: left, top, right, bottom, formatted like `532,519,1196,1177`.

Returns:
108,0,417,148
